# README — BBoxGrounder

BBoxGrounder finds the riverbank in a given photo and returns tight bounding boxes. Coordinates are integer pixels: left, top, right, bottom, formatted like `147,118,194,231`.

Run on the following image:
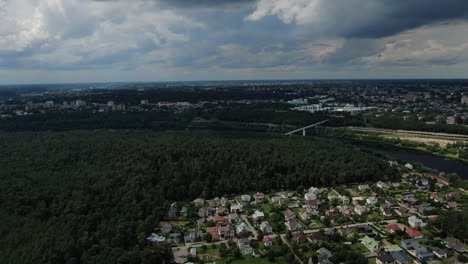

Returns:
327,127,468,164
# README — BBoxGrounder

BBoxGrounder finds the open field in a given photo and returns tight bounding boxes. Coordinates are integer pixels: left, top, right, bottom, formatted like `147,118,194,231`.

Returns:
384,134,456,147
348,127,468,140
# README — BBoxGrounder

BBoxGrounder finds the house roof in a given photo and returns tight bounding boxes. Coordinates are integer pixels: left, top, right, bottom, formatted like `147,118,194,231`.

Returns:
391,251,410,262
214,215,225,222
377,252,395,263
388,224,401,231
262,236,273,243
406,228,424,237
361,236,379,250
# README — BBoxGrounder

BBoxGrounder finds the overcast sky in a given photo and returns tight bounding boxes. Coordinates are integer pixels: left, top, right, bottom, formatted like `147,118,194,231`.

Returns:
1,0,468,84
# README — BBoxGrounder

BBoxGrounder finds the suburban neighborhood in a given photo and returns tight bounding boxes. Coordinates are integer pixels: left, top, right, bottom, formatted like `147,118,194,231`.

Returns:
144,162,467,264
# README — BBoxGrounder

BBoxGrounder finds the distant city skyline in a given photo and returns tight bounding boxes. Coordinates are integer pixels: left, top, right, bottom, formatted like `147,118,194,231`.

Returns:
1,0,468,84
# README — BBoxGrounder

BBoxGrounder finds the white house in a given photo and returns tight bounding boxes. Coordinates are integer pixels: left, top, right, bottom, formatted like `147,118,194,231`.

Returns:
408,215,426,228
366,196,378,205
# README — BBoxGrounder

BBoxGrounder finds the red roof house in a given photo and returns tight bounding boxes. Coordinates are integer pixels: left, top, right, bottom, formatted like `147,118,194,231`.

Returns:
405,228,424,239
388,224,401,232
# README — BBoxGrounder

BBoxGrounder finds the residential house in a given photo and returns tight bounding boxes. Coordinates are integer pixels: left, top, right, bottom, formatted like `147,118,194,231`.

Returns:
390,251,412,264
227,213,241,224
327,193,338,201
184,231,203,243
356,225,375,237
260,221,273,234
339,227,353,238
307,187,320,197
254,192,265,204
405,228,424,239
237,239,253,255
167,203,178,219
197,218,206,227
387,224,401,233
220,197,229,206
354,204,369,215
384,245,402,253
168,233,181,244
405,163,413,170
447,192,461,200
304,192,317,201
432,247,448,258
263,236,273,247
147,233,165,245
285,208,296,222
299,211,311,221
160,222,172,234
341,196,350,204
417,205,434,215
430,193,438,199
339,206,354,217
213,215,227,225
252,210,265,223
445,201,459,209
230,204,243,213
292,231,307,243
190,248,197,256
198,207,214,218
236,222,251,237
207,225,234,241
317,247,333,261
384,197,399,207
408,216,426,228
376,252,395,264
180,207,188,217
325,208,339,217
377,181,392,189
309,231,323,243
395,206,411,217
286,218,300,231
381,205,393,217
445,237,466,253
241,194,251,203
358,184,370,192
366,196,378,205
403,197,420,206
216,207,228,216
270,196,282,204
400,239,434,260
361,236,379,252
352,197,365,205
209,197,221,207
434,197,445,204
193,198,205,206
308,199,319,210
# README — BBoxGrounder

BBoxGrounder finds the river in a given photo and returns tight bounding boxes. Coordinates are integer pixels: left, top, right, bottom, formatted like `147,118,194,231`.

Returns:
369,147,468,179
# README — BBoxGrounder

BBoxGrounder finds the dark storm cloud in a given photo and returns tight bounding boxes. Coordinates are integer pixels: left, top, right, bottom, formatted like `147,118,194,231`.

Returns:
345,0,468,38
247,0,468,38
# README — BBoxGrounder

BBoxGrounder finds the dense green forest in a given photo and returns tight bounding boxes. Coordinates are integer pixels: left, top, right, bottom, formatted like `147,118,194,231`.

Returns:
0,131,396,263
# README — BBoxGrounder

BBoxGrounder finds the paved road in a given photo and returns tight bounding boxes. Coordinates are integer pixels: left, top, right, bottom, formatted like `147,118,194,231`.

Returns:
241,214,258,238
302,219,397,235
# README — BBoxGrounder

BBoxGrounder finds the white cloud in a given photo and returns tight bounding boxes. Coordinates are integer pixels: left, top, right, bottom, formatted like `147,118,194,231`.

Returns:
0,0,203,69
362,39,468,66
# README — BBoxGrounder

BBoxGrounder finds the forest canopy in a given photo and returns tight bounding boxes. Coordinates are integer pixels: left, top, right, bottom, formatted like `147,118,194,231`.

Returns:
0,130,396,263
